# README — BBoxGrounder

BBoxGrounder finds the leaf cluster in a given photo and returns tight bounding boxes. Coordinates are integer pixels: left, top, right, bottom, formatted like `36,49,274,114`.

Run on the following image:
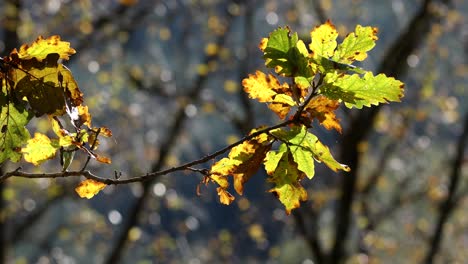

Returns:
204,21,404,213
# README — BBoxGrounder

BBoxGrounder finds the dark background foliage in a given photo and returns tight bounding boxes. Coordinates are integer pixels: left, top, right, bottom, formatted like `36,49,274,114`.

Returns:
0,0,466,263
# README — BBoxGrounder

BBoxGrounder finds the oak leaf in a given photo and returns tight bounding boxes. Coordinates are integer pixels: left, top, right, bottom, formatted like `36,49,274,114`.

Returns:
322,71,404,109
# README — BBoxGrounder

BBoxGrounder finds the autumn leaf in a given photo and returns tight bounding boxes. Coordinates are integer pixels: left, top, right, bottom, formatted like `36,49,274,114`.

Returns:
303,95,342,133
232,143,271,195
21,133,60,165
12,60,83,116
321,71,405,109
208,128,273,201
302,131,350,172
96,154,112,164
75,179,107,199
217,187,235,205
14,35,76,62
332,25,378,64
242,71,295,119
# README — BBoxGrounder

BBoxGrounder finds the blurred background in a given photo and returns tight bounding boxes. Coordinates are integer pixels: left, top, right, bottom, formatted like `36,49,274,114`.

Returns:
0,0,466,263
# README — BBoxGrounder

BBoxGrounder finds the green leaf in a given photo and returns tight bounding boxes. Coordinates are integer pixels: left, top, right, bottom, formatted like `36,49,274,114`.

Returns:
264,143,288,175
321,71,404,109
0,90,32,163
274,126,316,179
263,27,312,80
302,132,350,172
265,148,307,215
21,133,60,165
332,25,378,64
263,27,299,76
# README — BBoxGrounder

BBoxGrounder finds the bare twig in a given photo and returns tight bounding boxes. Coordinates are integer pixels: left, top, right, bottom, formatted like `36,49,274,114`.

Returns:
0,118,293,184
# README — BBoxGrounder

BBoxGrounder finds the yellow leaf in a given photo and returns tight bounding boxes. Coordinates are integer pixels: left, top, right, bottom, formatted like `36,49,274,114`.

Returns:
15,35,76,62
232,143,271,195
268,102,292,120
75,179,107,199
309,20,338,58
21,133,60,165
242,71,295,119
242,71,282,102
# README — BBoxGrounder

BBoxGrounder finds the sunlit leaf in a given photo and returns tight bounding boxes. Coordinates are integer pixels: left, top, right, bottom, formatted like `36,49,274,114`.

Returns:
309,20,338,58
262,27,299,76
21,133,60,165
270,127,315,179
262,27,313,82
15,35,76,62
242,71,295,119
321,71,404,109
272,125,350,173
75,179,107,199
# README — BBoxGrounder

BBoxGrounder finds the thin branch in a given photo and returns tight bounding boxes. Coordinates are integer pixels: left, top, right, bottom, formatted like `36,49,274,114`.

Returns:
0,119,293,184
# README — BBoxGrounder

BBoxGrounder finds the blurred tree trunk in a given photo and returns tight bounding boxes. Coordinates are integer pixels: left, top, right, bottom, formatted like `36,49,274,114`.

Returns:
0,1,21,262
327,0,445,262
423,113,468,264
